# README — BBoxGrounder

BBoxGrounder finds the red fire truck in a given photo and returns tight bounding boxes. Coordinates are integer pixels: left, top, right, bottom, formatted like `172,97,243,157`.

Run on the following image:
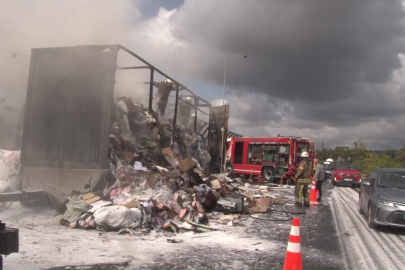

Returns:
225,136,315,183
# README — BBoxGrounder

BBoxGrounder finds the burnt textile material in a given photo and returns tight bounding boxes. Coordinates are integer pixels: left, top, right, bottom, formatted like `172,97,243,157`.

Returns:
61,192,92,222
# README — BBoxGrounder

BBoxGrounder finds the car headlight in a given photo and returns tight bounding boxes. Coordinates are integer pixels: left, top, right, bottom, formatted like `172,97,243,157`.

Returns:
378,197,396,207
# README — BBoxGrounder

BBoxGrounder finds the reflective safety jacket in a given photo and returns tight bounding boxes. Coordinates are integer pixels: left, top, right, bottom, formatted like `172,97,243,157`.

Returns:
295,159,312,184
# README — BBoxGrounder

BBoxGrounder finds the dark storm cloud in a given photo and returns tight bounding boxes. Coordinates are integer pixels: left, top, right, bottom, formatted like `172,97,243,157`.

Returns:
1,0,405,150
174,0,405,101
166,0,405,148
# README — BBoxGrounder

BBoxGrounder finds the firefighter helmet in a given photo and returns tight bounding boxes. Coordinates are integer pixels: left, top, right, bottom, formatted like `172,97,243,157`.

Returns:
301,151,309,158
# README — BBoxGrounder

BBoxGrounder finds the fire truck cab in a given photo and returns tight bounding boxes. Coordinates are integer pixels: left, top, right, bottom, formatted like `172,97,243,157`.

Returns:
225,136,315,183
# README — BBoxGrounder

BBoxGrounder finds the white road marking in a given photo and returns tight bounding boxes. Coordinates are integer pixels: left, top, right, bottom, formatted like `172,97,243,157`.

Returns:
332,187,405,270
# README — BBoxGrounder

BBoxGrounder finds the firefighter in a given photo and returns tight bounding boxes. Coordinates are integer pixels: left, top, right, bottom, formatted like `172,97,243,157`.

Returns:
292,151,312,207
153,79,185,119
153,79,176,118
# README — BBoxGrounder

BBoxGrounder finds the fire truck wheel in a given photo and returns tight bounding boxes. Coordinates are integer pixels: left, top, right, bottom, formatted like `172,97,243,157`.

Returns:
225,164,234,177
262,167,274,183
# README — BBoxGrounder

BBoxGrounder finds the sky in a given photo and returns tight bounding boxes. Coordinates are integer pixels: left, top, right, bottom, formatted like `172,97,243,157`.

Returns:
0,0,405,150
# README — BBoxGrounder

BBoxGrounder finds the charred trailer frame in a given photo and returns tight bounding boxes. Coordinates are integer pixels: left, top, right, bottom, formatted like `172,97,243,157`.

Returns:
0,45,227,207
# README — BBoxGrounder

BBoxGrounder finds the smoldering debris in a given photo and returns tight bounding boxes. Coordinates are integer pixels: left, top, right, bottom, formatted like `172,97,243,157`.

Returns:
0,144,288,236
0,79,288,239
54,174,287,234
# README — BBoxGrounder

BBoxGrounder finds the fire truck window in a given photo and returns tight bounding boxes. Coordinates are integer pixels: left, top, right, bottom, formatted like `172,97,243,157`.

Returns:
297,144,309,164
248,144,263,165
278,144,289,166
248,144,277,165
261,144,276,163
234,142,244,164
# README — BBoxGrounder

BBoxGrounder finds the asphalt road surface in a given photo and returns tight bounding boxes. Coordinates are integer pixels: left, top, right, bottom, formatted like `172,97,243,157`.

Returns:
332,185,405,270
8,181,405,270
2,182,348,270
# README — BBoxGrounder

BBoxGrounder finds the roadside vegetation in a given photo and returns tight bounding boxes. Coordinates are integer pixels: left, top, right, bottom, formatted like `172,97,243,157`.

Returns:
316,140,405,175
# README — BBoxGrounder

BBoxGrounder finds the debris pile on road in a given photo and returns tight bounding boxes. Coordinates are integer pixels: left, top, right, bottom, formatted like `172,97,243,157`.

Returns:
0,146,288,235
46,91,228,233
56,172,288,234
0,82,287,235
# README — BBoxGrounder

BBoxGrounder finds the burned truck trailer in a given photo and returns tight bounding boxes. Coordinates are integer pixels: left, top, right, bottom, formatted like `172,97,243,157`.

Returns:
3,45,228,207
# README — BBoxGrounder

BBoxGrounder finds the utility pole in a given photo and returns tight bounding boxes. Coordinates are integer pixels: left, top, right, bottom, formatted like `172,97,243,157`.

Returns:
221,55,248,173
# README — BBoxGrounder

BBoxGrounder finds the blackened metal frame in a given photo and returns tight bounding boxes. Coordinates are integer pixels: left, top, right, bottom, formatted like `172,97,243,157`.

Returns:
116,45,214,149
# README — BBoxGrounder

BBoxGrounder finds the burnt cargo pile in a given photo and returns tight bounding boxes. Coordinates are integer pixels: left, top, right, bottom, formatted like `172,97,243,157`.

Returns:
54,95,285,233
56,173,286,233
16,45,232,207
0,147,287,234
0,45,287,235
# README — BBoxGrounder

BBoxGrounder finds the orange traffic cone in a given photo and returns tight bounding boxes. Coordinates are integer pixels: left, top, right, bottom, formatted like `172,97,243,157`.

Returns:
283,218,302,270
309,178,317,204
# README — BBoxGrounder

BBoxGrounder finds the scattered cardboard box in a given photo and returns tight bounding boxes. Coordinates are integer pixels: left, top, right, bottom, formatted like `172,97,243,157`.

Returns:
269,197,286,205
210,179,221,190
82,192,101,204
161,147,180,168
248,200,257,208
256,197,271,207
195,201,204,213
178,156,197,172
251,206,268,213
241,193,254,201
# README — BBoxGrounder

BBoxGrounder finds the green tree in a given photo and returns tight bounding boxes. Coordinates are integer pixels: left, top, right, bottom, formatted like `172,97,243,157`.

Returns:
395,145,405,167
361,148,403,175
316,148,330,161
316,141,405,174
353,139,367,165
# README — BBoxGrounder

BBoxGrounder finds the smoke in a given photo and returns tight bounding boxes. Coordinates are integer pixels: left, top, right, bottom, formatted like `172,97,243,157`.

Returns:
0,1,144,106
0,1,142,149
2,0,405,150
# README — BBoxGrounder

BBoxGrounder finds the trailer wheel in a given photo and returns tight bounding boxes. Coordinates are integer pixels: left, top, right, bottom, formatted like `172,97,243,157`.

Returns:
225,164,234,177
19,200,43,207
19,197,51,208
262,167,274,183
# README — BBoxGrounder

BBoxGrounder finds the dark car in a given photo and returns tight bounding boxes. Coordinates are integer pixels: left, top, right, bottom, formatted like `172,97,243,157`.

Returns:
331,163,362,187
358,168,405,229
